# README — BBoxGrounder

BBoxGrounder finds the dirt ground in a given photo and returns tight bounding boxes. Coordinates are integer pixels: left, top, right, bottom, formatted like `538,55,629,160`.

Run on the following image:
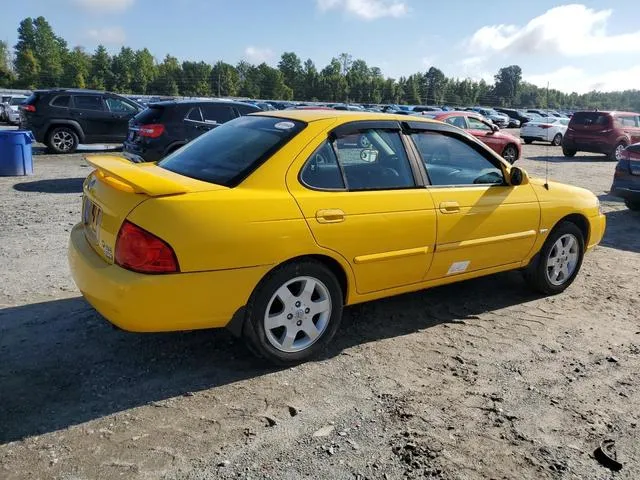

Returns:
1,129,639,480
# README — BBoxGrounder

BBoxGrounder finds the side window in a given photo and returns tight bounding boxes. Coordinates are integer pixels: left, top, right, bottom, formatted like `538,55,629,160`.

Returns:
105,97,136,113
186,107,203,122
73,95,104,111
201,104,236,124
467,117,492,131
236,105,259,116
444,116,467,129
51,95,70,108
616,116,639,128
412,131,504,186
300,129,416,191
300,141,345,190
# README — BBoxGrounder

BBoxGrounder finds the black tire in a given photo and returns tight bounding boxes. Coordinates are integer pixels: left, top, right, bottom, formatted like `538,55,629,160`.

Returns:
243,260,344,366
562,147,576,157
46,126,79,154
625,199,640,211
551,133,562,146
523,221,585,295
609,142,627,162
502,144,518,164
523,138,533,145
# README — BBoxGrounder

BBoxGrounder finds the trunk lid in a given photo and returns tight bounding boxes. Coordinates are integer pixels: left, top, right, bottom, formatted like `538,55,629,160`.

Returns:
81,155,225,263
567,112,612,140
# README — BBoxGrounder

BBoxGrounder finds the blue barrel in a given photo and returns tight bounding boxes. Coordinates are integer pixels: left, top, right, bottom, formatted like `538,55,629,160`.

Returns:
0,130,35,176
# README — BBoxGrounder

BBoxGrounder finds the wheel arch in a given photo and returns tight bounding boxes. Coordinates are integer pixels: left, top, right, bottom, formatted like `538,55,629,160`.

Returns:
45,121,85,143
554,213,590,246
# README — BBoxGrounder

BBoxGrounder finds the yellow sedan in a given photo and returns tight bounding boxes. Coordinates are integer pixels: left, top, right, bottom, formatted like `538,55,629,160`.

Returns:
68,111,606,364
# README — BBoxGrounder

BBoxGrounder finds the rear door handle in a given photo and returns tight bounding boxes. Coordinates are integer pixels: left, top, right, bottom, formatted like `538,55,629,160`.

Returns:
439,201,460,214
316,209,345,223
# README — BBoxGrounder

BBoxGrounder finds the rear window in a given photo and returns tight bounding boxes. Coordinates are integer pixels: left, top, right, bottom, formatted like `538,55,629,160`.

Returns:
570,112,611,126
9,97,26,106
158,115,306,187
133,105,166,124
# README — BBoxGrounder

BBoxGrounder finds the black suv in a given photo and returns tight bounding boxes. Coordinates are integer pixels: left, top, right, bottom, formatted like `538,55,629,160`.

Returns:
122,100,261,162
20,89,143,153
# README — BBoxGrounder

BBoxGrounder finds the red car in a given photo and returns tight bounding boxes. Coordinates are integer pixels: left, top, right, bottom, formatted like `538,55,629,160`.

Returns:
425,111,522,163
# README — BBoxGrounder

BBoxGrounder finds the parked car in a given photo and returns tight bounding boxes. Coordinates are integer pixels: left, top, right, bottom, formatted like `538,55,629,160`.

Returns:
69,110,605,364
520,117,570,146
469,107,510,128
426,111,521,163
413,106,442,113
122,100,261,162
5,96,27,124
562,111,640,160
495,108,536,126
0,95,12,121
19,89,143,153
610,142,640,210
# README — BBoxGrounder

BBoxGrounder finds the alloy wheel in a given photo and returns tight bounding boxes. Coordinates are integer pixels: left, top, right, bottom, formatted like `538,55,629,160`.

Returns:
503,146,517,163
52,130,75,152
263,276,332,353
546,234,579,286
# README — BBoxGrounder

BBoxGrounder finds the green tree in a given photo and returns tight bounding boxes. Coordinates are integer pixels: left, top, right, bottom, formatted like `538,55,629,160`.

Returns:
181,61,211,96
89,45,112,90
149,55,181,96
302,59,319,100
494,65,522,106
111,46,135,92
32,16,66,86
14,18,39,88
278,52,303,99
130,48,156,94
62,46,91,88
0,41,15,87
424,67,446,105
210,61,240,97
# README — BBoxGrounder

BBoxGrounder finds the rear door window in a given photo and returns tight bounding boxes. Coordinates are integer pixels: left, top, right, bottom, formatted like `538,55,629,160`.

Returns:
201,104,236,124
615,115,639,128
51,95,71,108
73,95,105,111
105,97,137,113
158,116,306,187
186,107,203,122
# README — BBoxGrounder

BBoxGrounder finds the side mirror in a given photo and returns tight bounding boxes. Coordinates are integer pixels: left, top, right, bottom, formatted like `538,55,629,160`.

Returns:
491,124,500,132
509,166,528,186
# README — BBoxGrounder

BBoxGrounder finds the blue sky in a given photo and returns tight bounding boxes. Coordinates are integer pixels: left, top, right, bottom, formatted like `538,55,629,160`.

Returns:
2,0,640,93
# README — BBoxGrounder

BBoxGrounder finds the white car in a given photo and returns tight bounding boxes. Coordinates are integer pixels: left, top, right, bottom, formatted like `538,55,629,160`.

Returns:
5,96,27,125
520,117,569,146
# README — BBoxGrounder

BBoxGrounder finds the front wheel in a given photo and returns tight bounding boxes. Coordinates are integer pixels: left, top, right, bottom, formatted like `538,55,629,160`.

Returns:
502,144,518,164
610,142,627,161
551,133,562,146
625,199,640,211
523,222,584,295
562,147,576,157
243,260,344,365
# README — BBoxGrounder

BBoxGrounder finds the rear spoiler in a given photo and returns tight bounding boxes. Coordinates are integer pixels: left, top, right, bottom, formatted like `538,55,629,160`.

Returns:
84,155,193,196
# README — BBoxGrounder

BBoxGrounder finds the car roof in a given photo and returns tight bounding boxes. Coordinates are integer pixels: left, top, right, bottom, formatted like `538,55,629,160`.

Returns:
255,109,441,124
148,100,259,107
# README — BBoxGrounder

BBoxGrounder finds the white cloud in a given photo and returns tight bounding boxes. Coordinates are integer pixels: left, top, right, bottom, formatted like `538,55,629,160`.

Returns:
469,4,640,56
244,46,274,64
85,26,127,45
317,0,408,20
73,0,135,13
525,65,640,94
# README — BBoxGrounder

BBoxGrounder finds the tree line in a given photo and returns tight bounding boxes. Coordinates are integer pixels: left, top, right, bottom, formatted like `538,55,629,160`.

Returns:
1,16,639,112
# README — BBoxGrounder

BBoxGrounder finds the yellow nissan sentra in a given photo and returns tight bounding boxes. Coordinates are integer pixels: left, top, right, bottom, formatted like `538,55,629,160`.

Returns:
69,110,606,364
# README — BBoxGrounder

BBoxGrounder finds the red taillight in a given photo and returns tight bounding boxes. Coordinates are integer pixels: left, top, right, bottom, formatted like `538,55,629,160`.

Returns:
539,124,552,129
115,221,179,274
21,105,36,112
138,124,165,138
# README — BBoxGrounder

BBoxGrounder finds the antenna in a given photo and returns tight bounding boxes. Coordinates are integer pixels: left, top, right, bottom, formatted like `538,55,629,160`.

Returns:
544,81,550,190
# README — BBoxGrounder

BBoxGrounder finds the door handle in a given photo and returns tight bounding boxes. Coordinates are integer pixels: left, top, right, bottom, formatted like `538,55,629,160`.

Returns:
439,201,460,214
316,209,345,223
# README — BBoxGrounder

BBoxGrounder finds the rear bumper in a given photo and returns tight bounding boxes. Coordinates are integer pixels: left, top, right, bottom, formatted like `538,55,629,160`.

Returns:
563,138,612,154
68,223,269,332
122,141,164,162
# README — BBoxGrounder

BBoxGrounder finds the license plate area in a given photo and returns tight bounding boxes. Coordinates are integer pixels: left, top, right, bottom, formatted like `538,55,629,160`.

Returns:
82,195,102,243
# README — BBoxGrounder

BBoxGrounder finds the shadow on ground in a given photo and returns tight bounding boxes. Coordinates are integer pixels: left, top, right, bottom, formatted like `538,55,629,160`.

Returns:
600,208,640,254
528,154,611,163
0,271,540,443
13,177,85,193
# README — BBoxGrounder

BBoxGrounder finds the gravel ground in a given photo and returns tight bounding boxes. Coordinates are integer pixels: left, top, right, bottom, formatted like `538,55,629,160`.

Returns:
1,128,639,480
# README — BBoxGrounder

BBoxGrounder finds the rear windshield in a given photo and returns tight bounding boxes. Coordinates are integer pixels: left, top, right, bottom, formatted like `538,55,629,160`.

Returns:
158,115,306,187
10,97,26,106
570,112,611,126
133,105,166,124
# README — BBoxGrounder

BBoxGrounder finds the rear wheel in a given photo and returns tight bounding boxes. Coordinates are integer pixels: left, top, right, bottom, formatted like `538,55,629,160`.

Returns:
551,133,562,146
243,260,344,365
523,138,533,145
625,199,640,211
502,144,518,164
562,147,576,157
610,142,627,161
47,126,79,154
523,221,584,295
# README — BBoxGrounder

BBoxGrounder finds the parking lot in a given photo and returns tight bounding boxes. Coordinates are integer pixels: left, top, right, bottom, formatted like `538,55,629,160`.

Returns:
0,129,639,479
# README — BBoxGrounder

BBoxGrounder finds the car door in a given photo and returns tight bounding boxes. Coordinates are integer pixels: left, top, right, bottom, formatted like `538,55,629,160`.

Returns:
288,121,437,294
407,125,540,280
104,96,140,141
183,106,209,141
618,114,640,145
70,95,112,142
466,116,503,154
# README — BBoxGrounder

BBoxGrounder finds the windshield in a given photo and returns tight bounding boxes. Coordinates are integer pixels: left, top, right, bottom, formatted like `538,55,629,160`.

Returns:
159,115,306,187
